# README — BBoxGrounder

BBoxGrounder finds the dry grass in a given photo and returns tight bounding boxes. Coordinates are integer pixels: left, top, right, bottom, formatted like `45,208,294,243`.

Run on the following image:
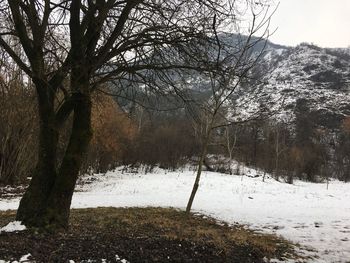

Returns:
0,207,304,262
69,207,299,260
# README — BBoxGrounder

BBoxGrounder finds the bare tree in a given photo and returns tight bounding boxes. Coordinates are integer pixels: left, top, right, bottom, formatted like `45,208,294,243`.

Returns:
273,121,290,181
0,0,236,229
185,1,274,213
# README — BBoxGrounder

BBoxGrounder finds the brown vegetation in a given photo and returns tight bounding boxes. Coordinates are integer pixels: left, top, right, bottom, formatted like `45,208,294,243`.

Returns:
85,94,136,173
0,207,302,262
0,76,37,185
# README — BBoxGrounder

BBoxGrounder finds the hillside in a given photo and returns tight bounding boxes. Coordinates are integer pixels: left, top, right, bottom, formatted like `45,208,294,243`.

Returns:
236,42,350,129
115,35,350,130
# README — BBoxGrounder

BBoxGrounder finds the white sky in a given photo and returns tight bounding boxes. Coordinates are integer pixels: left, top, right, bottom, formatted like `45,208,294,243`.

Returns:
269,0,350,48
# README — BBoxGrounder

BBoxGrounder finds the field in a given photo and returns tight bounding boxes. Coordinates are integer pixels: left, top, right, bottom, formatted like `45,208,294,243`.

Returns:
1,166,350,262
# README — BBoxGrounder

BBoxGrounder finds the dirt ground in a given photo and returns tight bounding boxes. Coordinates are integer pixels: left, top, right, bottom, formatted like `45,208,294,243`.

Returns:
0,207,302,263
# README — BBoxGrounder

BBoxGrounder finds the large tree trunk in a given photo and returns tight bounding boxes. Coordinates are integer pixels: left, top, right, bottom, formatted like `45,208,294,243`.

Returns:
16,77,92,229
43,92,92,229
16,82,59,227
16,121,58,226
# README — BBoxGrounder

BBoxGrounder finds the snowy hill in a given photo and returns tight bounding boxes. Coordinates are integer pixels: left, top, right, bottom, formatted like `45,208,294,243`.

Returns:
236,42,350,128
113,35,350,130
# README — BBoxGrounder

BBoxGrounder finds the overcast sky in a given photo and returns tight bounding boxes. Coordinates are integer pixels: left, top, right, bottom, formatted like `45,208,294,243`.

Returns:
269,0,350,48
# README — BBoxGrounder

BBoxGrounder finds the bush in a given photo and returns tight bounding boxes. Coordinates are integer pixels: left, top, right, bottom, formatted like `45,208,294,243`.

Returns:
127,118,200,170
0,78,38,185
83,94,137,173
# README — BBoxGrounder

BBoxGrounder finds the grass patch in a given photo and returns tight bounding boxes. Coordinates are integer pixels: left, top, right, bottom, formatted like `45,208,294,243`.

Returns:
0,207,304,262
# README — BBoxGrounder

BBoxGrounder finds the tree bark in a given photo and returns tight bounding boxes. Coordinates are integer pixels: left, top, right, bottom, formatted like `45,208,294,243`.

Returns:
16,78,91,229
16,82,59,227
43,91,93,229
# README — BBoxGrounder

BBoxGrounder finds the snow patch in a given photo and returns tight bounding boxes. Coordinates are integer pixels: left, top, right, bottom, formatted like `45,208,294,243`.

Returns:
0,221,26,234
115,255,129,263
0,253,32,263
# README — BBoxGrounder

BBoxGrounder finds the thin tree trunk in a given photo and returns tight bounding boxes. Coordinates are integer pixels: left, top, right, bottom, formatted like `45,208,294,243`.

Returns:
225,127,237,174
275,126,280,181
253,127,258,166
186,115,214,214
186,135,210,214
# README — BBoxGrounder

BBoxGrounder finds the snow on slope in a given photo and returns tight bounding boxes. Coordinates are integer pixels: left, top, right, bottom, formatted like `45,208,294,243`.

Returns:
235,43,350,127
1,167,350,263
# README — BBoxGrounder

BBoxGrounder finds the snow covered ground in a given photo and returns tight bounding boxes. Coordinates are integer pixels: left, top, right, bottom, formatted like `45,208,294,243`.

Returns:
1,167,350,263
